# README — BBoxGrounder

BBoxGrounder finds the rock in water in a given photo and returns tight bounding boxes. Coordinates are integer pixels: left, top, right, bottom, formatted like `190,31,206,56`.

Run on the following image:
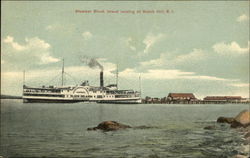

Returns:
231,110,250,128
217,117,235,124
204,125,216,130
235,110,250,125
233,155,248,158
244,132,250,139
87,121,131,131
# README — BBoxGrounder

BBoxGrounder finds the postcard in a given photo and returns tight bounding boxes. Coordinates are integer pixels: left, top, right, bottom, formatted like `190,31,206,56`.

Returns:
1,1,249,158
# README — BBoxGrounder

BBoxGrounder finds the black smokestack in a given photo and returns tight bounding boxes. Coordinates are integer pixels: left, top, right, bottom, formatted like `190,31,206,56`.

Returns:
100,71,104,87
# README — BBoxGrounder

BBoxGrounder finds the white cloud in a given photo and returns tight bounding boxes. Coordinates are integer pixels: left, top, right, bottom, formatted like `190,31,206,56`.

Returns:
140,53,167,67
40,54,60,64
45,23,76,34
140,49,205,67
3,36,26,51
230,83,249,88
237,14,249,22
3,36,13,43
45,25,55,30
82,31,93,40
24,37,51,50
45,24,63,31
126,37,136,51
143,33,164,53
119,68,230,81
3,36,60,64
186,75,228,81
213,41,249,54
174,49,204,63
3,36,50,51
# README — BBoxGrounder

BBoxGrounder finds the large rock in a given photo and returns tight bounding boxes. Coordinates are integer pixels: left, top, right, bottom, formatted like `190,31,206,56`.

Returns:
217,117,235,124
216,110,250,128
234,155,248,158
231,110,250,128
87,121,131,131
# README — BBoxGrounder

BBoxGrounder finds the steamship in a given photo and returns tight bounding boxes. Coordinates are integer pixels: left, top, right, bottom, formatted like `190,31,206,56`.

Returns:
22,61,141,104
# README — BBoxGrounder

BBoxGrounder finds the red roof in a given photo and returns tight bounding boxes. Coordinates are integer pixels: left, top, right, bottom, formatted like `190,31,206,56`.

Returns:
204,96,242,101
168,93,195,98
225,96,242,99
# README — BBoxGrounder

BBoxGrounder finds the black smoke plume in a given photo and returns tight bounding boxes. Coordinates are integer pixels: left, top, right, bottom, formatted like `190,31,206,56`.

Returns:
81,56,103,71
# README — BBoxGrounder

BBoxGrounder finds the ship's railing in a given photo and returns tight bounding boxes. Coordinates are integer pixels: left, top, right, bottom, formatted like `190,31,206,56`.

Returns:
23,89,62,93
23,89,59,92
23,92,63,95
106,90,139,95
114,93,140,98
23,93,65,97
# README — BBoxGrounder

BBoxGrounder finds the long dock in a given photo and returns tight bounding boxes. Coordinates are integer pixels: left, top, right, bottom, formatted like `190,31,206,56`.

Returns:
142,99,250,104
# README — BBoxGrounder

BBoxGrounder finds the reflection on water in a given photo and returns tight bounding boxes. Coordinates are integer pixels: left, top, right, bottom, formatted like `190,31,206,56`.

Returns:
98,104,104,122
0,99,248,157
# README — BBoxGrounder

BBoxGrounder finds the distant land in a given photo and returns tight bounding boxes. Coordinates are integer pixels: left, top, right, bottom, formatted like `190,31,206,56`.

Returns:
1,94,22,99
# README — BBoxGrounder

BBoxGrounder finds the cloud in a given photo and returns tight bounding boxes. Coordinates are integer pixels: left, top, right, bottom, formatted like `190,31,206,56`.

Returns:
45,25,56,31
140,49,205,67
229,83,249,88
40,54,60,64
82,31,93,40
3,36,26,51
213,41,249,54
45,23,63,31
186,75,228,81
3,36,50,51
119,68,230,81
45,23,76,34
140,53,167,67
24,37,51,50
126,37,136,51
143,33,164,53
3,36,60,64
174,49,204,63
228,82,249,98
237,14,249,22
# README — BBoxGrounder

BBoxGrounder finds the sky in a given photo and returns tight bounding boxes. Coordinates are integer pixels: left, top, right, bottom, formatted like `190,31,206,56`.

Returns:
1,1,249,99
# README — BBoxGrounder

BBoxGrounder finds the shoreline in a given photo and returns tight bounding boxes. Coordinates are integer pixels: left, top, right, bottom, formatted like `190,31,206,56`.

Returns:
1,98,249,105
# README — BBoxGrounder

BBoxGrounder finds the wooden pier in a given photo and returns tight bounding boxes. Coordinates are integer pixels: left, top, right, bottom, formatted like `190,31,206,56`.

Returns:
142,94,250,104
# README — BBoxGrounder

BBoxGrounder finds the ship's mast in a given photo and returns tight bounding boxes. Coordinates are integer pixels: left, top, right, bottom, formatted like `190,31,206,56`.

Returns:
116,64,119,89
61,59,64,86
23,70,25,85
139,74,141,97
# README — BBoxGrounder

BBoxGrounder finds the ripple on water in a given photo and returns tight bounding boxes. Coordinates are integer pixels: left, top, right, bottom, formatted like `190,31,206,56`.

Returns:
1,101,249,158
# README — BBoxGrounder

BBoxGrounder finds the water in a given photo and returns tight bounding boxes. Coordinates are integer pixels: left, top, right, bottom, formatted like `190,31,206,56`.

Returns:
0,99,249,157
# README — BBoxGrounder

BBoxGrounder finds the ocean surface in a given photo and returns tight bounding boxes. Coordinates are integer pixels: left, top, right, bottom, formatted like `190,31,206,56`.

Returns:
0,99,249,158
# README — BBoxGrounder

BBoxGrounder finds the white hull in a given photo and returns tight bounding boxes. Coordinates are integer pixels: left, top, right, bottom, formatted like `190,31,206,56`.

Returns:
23,92,141,104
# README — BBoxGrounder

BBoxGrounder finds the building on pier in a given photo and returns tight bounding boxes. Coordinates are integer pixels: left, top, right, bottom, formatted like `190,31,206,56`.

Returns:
166,93,197,103
203,96,243,103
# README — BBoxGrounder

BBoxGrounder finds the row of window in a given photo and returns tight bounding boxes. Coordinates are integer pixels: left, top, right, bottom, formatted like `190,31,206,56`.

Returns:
91,95,114,98
24,93,123,99
115,95,134,98
65,95,88,98
24,89,61,93
24,93,64,97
